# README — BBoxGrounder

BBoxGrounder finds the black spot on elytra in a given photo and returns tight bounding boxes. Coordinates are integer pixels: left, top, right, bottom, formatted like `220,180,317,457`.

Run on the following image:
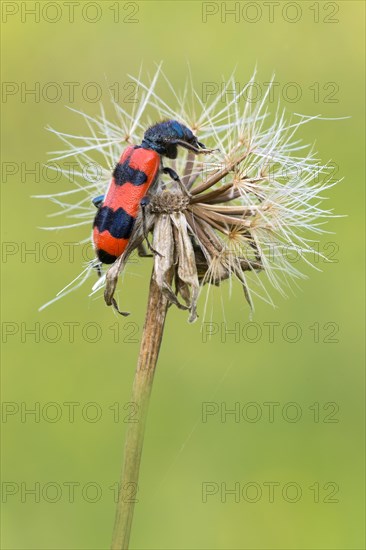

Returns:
96,249,117,264
113,160,148,187
93,206,135,239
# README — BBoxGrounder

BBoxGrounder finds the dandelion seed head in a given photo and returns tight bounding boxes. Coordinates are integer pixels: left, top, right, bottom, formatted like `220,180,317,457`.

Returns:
38,66,341,319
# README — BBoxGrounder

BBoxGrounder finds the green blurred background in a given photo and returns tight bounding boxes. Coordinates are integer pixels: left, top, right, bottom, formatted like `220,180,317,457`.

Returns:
1,1,365,548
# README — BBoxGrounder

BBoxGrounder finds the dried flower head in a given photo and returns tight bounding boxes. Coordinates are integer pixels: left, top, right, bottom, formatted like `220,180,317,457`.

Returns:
38,66,340,320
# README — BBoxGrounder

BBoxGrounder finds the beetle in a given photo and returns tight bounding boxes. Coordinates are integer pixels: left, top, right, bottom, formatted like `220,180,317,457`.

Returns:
92,120,212,265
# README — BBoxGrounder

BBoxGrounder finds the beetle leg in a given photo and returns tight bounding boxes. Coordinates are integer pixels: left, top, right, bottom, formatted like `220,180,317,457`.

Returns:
140,197,163,257
137,243,153,258
94,263,102,278
162,166,191,197
92,194,105,208
111,297,130,316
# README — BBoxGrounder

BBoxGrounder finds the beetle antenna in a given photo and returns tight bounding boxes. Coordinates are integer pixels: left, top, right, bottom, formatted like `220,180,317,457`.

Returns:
170,139,215,154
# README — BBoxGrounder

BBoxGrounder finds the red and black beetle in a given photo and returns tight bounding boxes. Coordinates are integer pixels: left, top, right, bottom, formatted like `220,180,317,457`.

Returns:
92,120,210,265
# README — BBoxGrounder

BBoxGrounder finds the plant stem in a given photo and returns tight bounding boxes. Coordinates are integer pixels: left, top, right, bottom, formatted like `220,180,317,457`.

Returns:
111,271,171,550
